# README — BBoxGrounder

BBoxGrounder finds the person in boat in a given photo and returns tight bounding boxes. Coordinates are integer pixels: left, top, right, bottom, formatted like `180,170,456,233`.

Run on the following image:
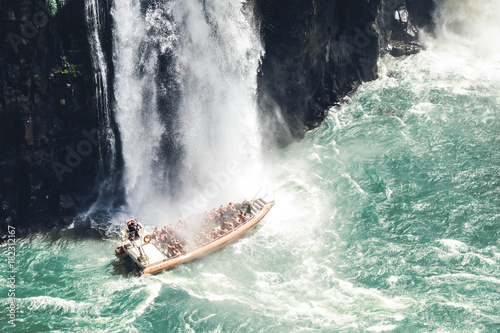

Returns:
159,235,168,251
224,220,234,231
168,244,180,257
242,200,252,214
218,228,228,237
152,227,160,242
160,227,169,239
237,210,245,222
195,234,204,245
218,209,226,230
127,219,142,241
226,202,237,216
232,215,241,226
202,231,212,242
211,228,219,240
203,214,211,226
175,240,186,254
181,238,191,252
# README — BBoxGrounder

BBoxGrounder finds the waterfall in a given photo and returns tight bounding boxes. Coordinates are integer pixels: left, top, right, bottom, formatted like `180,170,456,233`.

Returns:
84,0,119,209
112,0,166,216
172,0,264,215
111,0,264,220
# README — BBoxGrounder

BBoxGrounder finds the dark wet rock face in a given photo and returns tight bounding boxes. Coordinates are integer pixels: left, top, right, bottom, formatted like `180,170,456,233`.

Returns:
378,0,436,57
255,0,436,146
406,0,436,30
0,0,98,234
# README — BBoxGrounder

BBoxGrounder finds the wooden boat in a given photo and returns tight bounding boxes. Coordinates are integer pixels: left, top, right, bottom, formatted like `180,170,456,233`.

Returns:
115,197,274,275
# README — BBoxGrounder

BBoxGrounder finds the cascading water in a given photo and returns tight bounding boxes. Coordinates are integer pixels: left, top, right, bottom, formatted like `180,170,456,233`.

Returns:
112,0,264,220
112,0,166,216
171,0,263,193
84,0,119,208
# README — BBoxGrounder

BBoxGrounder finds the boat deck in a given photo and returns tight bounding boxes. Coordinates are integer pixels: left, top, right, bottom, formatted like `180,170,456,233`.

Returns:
124,242,168,268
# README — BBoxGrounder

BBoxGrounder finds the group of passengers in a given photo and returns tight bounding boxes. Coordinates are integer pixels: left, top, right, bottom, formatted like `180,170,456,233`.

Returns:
152,226,187,258
193,201,253,245
151,201,253,258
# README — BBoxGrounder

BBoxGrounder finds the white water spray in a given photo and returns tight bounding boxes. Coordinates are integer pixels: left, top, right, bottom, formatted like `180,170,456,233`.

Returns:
417,0,500,82
430,0,500,54
84,0,118,207
112,0,166,214
171,0,264,209
112,0,264,220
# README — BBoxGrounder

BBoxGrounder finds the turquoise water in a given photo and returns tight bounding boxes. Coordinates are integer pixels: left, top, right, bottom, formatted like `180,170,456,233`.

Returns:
2,49,500,331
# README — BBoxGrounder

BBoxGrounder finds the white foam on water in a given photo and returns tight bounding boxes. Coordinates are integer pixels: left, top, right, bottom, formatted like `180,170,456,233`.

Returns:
367,324,399,332
444,301,472,310
438,238,469,253
343,172,367,195
21,296,93,315
436,239,497,265
426,273,500,285
125,282,162,324
388,276,399,284
433,0,500,53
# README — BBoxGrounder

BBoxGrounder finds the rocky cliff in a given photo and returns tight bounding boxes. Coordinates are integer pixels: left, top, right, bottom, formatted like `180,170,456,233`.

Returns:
0,0,99,234
255,0,435,146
